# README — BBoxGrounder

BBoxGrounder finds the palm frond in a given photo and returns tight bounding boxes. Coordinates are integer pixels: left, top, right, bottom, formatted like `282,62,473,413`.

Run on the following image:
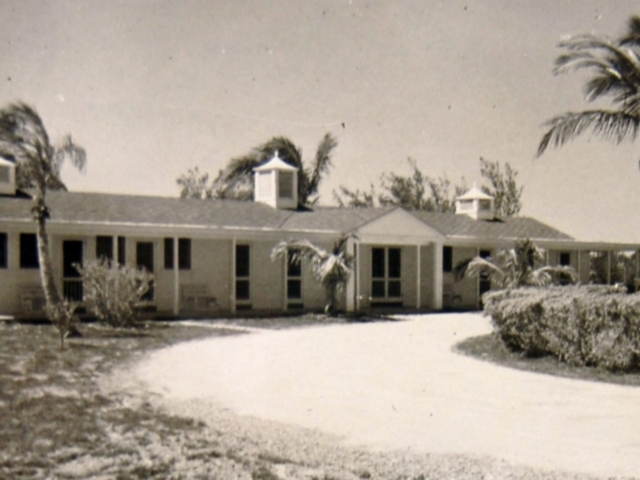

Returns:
537,110,640,156
460,256,505,284
302,133,337,204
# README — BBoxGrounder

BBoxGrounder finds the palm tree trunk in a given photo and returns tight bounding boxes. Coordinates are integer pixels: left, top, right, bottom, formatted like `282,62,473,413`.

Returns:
34,193,61,308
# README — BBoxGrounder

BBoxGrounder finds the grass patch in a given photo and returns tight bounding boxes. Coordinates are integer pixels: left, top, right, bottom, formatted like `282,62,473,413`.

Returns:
455,332,640,387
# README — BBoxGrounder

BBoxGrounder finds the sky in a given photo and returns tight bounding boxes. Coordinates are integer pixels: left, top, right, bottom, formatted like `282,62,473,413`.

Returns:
1,0,640,243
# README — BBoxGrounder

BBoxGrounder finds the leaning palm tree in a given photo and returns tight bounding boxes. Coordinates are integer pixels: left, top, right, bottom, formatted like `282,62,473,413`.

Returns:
537,16,640,156
271,235,354,315
0,102,86,345
455,239,577,289
217,133,337,206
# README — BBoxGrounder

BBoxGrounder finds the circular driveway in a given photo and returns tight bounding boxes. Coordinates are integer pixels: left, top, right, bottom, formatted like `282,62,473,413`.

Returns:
136,314,640,478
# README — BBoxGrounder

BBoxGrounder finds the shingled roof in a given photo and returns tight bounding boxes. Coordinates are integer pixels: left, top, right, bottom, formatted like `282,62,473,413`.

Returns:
0,191,392,234
411,210,573,242
0,190,573,241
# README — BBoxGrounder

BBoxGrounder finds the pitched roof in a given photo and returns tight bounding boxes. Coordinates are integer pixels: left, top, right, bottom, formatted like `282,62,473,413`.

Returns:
0,190,573,241
411,210,573,242
0,191,392,234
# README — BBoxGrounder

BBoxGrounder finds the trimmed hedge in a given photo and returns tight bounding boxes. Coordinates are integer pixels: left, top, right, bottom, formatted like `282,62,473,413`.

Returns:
483,285,640,371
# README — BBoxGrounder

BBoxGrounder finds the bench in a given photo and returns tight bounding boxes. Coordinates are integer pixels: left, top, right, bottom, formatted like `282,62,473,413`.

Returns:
181,284,217,311
20,285,47,313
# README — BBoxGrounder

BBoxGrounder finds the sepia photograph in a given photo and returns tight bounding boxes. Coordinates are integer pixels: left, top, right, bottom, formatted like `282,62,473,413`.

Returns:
1,1,640,478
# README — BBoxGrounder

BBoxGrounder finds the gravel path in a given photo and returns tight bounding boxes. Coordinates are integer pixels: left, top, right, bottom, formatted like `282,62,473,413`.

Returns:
129,314,640,479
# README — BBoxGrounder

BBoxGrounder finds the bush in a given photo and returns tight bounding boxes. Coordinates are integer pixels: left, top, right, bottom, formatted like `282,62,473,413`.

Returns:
483,285,640,371
76,260,153,328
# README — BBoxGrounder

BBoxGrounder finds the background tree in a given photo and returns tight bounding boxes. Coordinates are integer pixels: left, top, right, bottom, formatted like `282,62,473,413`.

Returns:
0,102,86,344
537,16,640,156
177,133,337,206
176,167,214,199
335,157,522,217
479,157,523,217
454,239,577,289
271,235,354,315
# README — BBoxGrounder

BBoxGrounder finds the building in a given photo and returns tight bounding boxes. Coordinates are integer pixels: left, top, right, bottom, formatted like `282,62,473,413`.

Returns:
0,153,638,318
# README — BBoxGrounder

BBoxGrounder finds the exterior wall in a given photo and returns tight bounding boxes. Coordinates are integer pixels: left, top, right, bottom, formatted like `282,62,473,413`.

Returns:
420,244,434,310
443,246,479,310
248,240,285,311
577,250,591,284
299,242,333,311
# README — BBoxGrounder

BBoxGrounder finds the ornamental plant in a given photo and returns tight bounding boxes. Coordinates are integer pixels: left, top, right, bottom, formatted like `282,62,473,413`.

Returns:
76,259,153,328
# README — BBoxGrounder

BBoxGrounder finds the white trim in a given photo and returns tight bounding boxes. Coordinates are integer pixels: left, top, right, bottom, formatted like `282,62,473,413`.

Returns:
416,244,421,309
231,238,236,313
172,236,179,316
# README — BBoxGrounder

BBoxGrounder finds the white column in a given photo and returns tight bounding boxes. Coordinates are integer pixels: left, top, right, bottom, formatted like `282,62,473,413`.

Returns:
416,244,421,310
355,242,361,311
433,242,443,310
283,253,288,311
346,236,356,312
231,238,236,313
173,236,180,316
112,235,118,266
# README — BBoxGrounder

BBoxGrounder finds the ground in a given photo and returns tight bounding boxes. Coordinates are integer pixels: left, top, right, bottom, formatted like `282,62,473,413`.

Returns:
1,314,636,479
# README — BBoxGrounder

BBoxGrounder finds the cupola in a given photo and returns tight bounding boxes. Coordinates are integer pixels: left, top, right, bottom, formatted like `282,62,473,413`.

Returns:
0,158,16,196
455,183,494,220
253,150,298,209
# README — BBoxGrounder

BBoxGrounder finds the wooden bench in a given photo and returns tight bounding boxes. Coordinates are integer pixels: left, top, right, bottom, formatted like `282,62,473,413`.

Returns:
181,284,217,311
20,285,47,313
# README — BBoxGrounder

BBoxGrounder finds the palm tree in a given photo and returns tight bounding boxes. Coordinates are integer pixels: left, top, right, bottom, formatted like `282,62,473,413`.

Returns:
454,239,577,289
218,133,337,206
271,235,354,315
0,102,86,344
537,16,640,156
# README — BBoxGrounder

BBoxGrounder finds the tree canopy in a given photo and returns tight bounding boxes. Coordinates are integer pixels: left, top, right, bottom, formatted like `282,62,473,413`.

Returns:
334,157,523,217
177,133,337,206
537,16,640,156
0,102,86,346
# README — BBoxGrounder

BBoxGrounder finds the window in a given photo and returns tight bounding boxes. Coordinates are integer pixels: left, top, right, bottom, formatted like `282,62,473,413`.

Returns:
235,245,250,301
287,249,302,306
278,171,294,199
117,236,126,265
0,233,6,268
479,249,492,298
63,240,83,301
371,247,402,299
479,199,492,211
0,165,9,183
560,252,571,266
96,236,113,261
20,233,39,269
165,238,191,270
443,246,453,273
459,200,473,211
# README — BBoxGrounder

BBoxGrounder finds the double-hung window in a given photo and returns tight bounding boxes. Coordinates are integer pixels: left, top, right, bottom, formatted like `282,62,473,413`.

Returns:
164,238,191,270
371,247,402,302
235,245,251,307
20,233,39,269
0,233,7,269
286,248,303,309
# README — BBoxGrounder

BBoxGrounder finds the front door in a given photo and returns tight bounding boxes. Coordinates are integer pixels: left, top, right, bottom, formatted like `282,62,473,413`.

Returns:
63,240,83,301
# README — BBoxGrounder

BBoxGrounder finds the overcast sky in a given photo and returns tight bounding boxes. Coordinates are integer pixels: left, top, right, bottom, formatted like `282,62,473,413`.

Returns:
1,0,640,242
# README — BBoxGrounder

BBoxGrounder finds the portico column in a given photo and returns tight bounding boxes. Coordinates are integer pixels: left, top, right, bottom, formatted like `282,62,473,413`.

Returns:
231,238,237,313
433,242,443,310
416,244,421,310
355,241,361,311
173,236,179,316
345,236,355,312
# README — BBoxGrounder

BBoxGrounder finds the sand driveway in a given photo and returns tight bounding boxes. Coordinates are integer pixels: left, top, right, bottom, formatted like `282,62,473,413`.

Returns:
135,314,640,478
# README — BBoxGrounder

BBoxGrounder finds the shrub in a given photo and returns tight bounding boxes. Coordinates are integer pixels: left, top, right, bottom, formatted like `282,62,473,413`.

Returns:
76,259,153,328
483,285,640,371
